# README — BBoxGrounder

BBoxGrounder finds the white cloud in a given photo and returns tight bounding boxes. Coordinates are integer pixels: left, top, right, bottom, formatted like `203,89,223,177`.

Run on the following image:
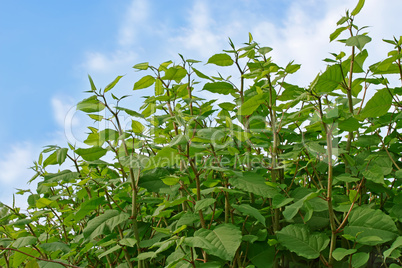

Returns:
83,50,137,75
170,1,223,58
118,0,149,47
0,143,37,209
51,96,78,128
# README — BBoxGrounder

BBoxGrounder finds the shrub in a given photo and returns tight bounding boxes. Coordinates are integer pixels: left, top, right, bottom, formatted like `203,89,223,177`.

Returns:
1,1,401,267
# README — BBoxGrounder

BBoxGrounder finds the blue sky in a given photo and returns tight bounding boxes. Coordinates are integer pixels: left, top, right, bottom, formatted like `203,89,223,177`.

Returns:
1,0,401,208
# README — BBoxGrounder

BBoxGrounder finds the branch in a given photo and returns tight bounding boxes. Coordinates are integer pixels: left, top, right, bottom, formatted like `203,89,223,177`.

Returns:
0,247,80,268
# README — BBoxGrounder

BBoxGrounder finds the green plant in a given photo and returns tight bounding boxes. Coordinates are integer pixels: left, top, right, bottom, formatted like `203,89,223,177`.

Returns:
1,1,401,267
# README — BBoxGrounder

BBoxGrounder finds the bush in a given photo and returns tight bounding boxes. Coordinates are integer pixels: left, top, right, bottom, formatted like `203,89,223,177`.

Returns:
1,1,401,267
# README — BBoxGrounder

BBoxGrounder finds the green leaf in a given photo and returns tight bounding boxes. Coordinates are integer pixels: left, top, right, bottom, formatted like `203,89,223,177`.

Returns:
162,67,187,82
77,95,105,113
283,191,320,221
155,79,163,95
384,236,402,260
315,64,344,93
346,35,372,50
338,117,362,132
36,198,54,208
330,26,348,42
276,225,329,259
238,93,268,115
119,238,137,247
232,204,266,227
43,151,58,167
132,120,145,134
192,67,213,81
194,198,216,211
137,251,157,260
75,197,106,221
56,148,68,165
98,244,122,259
40,242,71,253
344,207,398,245
351,252,369,268
83,210,120,240
13,236,37,248
134,75,155,90
358,88,392,119
148,147,180,168
229,172,277,198
351,0,365,16
202,82,236,95
104,75,123,93
75,146,107,161
12,248,39,268
207,53,233,66
332,248,357,261
133,62,149,70
195,224,242,261
88,75,97,91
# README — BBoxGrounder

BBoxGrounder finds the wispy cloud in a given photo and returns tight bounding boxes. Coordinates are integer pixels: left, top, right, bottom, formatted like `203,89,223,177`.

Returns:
118,0,149,47
171,1,223,58
0,143,36,209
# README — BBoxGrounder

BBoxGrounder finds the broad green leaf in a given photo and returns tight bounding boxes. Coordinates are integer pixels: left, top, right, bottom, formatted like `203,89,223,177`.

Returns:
194,198,216,211
276,225,329,259
148,147,180,168
330,26,348,42
207,53,233,66
192,67,213,81
184,236,214,251
104,75,123,93
315,64,344,93
75,197,106,221
12,247,38,267
338,117,362,132
98,244,122,259
37,261,65,268
384,236,402,260
43,151,58,167
137,251,157,260
248,243,275,268
155,79,163,95
202,82,236,95
133,62,149,70
83,210,119,240
13,236,37,248
358,88,392,119
75,146,107,161
229,172,277,198
218,102,236,111
332,248,357,261
346,35,372,50
351,252,369,268
238,93,268,115
39,242,70,253
119,238,137,247
134,75,155,90
36,198,54,208
56,148,68,165
283,191,320,221
232,204,266,226
362,165,384,184
258,47,273,55
351,0,365,16
195,224,242,261
77,95,105,113
132,120,145,134
344,207,398,245
162,67,187,82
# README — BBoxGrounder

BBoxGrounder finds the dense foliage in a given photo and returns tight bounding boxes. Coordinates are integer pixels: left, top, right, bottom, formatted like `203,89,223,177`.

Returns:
1,1,402,267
